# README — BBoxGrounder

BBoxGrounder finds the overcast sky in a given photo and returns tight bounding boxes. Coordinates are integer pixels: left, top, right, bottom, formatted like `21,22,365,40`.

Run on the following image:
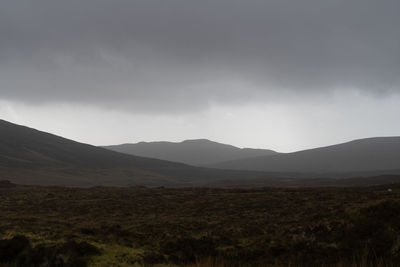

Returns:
1,0,400,152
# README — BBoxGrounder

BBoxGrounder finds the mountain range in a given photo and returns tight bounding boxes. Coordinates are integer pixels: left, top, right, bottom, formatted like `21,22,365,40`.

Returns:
0,119,276,187
103,140,277,166
103,136,400,176
0,119,187,186
1,119,400,187
210,137,400,174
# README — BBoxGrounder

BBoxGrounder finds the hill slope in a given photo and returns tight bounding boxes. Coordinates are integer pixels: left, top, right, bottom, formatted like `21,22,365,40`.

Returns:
211,137,400,174
2,119,400,187
103,139,277,166
0,120,202,186
0,120,284,187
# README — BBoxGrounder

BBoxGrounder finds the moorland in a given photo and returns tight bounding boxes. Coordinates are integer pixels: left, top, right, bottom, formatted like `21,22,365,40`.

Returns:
1,181,400,266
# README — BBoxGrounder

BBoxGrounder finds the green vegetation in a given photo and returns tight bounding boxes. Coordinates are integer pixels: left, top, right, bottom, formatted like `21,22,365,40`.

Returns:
1,182,400,266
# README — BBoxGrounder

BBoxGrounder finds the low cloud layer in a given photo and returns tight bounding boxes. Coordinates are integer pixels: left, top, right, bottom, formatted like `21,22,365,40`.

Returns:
1,0,400,113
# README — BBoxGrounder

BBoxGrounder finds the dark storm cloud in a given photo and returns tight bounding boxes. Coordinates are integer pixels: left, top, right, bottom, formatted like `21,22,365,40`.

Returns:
1,0,400,112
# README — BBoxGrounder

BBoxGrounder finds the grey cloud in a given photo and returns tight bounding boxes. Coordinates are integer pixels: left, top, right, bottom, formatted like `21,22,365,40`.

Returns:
1,0,400,112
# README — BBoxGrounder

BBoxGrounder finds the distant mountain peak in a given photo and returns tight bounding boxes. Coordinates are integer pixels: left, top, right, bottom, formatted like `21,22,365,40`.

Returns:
104,139,277,166
181,139,213,143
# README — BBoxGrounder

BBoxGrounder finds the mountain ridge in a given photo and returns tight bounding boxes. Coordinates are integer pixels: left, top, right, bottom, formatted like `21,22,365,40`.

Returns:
210,136,400,173
103,139,277,166
0,119,284,187
0,119,196,186
2,119,400,187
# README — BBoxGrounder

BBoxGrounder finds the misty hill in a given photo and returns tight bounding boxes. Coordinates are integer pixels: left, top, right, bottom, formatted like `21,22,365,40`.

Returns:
0,120,200,186
211,137,400,174
2,119,400,188
103,139,277,166
0,120,283,187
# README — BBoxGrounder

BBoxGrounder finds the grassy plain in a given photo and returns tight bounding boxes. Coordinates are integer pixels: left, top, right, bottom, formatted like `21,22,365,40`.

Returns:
1,181,400,266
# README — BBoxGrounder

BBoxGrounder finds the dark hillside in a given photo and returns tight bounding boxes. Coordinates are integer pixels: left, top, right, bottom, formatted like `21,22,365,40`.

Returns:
0,120,277,187
211,137,400,173
0,120,187,170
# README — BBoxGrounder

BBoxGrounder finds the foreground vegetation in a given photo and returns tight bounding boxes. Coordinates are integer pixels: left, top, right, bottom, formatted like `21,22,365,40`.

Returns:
1,180,400,266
